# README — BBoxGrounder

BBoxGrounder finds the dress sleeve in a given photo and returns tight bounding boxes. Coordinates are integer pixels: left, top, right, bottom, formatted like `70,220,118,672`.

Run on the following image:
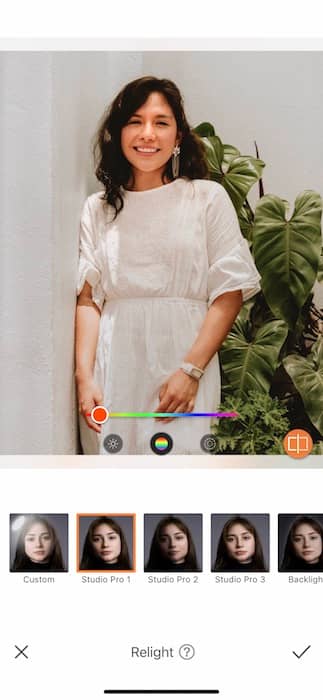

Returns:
77,197,105,311
206,184,261,306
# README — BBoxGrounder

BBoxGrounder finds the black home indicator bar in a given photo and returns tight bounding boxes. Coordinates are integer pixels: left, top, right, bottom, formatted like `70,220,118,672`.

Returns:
104,691,220,695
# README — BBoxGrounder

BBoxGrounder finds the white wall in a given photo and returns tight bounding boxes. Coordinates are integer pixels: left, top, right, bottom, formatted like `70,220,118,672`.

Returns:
0,53,53,453
0,52,143,454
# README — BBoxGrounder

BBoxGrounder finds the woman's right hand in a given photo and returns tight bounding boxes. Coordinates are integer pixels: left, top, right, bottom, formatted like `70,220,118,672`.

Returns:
76,376,104,433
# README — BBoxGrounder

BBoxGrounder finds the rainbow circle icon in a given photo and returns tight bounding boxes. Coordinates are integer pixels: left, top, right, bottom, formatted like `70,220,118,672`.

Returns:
156,437,168,450
150,432,173,455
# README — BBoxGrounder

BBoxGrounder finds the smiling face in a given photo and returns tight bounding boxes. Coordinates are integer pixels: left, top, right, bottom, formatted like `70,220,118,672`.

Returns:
158,523,189,564
292,523,323,564
91,524,121,564
24,522,53,563
120,92,180,188
225,523,256,564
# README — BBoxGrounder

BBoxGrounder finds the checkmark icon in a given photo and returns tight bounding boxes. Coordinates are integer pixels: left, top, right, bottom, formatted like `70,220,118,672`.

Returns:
292,645,311,659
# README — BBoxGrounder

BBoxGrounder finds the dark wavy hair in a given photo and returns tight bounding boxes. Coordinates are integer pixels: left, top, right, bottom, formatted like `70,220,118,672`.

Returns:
94,76,209,218
80,516,131,570
213,516,267,572
12,516,66,572
280,516,323,572
145,515,200,572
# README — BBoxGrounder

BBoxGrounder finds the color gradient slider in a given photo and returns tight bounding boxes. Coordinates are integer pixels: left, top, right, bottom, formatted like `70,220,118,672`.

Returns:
88,406,238,425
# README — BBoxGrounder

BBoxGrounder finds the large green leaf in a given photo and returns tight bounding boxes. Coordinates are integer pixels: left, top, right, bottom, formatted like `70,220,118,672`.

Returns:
197,129,265,214
202,136,224,176
220,312,288,397
318,248,323,282
223,156,265,213
283,336,323,436
194,122,215,137
253,191,322,329
238,203,254,244
222,144,241,170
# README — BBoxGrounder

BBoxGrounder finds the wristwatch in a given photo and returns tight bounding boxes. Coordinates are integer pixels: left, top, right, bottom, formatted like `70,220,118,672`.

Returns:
180,362,205,380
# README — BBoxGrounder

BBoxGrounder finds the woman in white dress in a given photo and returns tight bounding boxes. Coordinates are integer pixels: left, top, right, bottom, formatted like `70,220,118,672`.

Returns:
76,76,260,455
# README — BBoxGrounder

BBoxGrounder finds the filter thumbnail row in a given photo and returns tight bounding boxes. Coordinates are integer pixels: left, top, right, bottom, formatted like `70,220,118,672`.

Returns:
9,513,323,573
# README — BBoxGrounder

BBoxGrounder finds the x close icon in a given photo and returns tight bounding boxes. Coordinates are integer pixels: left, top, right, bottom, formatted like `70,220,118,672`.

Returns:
14,644,29,659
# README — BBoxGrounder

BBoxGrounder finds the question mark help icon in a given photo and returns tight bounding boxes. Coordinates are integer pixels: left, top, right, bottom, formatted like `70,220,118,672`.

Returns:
179,644,195,660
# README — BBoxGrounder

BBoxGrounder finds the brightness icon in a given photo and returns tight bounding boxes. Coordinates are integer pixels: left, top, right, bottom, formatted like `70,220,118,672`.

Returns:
103,434,123,454
107,437,119,450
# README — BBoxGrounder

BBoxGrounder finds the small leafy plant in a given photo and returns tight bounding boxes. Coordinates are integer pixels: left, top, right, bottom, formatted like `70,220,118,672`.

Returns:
211,391,290,455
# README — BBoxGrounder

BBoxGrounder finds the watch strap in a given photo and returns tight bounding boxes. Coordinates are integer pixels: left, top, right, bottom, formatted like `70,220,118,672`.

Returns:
180,362,204,380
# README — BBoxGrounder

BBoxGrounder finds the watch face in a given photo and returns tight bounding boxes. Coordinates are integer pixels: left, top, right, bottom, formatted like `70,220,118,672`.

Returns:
181,363,201,379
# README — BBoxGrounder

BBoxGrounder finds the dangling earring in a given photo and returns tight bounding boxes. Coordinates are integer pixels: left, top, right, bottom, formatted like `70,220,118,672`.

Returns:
172,144,181,179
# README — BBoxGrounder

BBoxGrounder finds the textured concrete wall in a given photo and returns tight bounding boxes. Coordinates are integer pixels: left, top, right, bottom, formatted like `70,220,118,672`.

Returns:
0,53,54,453
0,51,143,454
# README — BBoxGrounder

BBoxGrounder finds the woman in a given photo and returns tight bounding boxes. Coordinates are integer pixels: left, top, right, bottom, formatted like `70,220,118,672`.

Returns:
80,516,132,571
145,515,200,572
76,76,260,454
213,516,267,572
279,516,323,572
11,516,66,572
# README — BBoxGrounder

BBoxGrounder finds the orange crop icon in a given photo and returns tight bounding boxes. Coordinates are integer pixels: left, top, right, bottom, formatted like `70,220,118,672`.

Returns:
283,429,313,459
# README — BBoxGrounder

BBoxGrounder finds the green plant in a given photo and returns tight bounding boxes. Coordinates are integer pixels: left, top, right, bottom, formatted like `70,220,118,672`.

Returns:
283,336,323,435
311,442,323,455
194,122,323,450
211,392,290,455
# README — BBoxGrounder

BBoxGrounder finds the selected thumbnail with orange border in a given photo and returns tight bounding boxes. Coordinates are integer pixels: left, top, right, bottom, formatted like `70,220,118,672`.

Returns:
77,513,136,572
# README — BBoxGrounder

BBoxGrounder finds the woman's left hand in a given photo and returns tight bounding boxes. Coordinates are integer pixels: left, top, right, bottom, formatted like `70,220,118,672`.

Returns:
155,369,199,423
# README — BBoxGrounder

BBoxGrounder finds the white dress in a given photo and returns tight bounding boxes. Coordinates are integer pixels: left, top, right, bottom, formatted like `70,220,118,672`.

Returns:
77,178,260,455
